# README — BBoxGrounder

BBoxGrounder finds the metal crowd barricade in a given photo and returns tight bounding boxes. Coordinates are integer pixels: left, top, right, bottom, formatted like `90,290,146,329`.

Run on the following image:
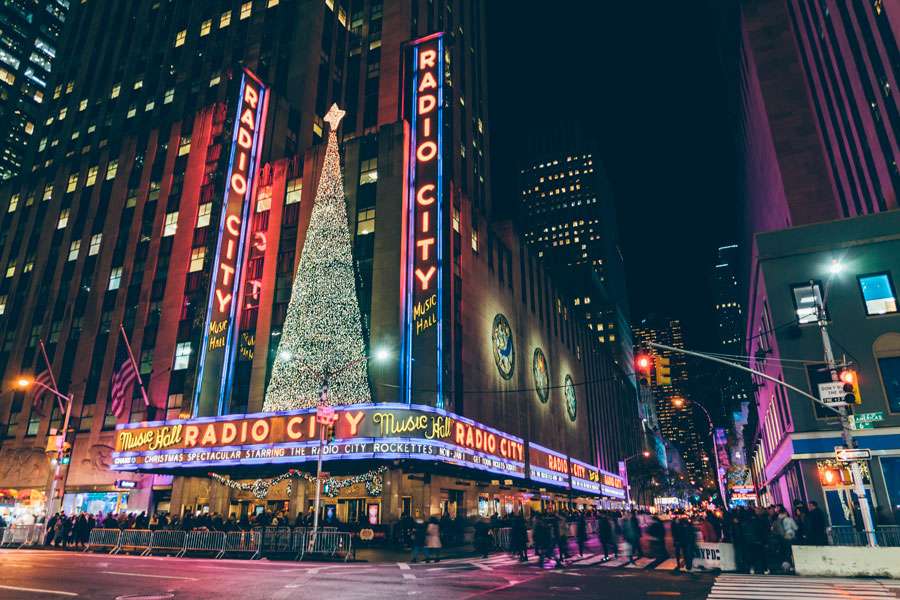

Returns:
146,530,186,556
259,526,293,555
493,527,511,551
297,529,352,562
224,530,261,559
1,525,35,548
85,528,122,553
113,529,152,554
178,530,226,559
829,525,900,547
24,524,46,546
291,527,308,557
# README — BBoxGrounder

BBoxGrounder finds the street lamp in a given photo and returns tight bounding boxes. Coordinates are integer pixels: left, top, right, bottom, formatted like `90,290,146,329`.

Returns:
16,375,74,515
671,396,727,506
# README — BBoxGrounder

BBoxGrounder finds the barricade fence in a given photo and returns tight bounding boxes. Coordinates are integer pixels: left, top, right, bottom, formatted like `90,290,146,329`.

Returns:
147,530,186,555
114,529,152,554
85,528,121,552
180,530,226,559
224,530,261,559
297,529,352,561
493,527,511,551
1,524,43,548
829,525,900,547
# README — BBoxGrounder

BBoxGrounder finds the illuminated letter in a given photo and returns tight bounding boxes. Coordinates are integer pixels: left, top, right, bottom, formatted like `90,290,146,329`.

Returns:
221,422,237,444
416,184,435,206
414,266,437,290
226,215,241,236
287,416,305,440
240,108,256,130
253,231,267,251
416,141,437,162
201,425,218,446
345,411,365,437
455,422,465,445
249,279,262,300
243,84,259,108
416,238,435,261
225,239,236,261
423,117,431,137
215,289,233,312
231,173,247,195
418,71,437,92
250,419,269,442
419,49,436,70
219,262,235,286
184,425,199,447
421,211,430,233
418,95,436,115
238,127,253,149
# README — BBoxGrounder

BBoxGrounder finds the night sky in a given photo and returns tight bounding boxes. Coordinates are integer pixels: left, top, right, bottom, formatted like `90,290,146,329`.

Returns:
487,2,739,352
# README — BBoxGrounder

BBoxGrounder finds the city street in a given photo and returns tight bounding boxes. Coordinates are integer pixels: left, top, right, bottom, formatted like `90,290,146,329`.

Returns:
2,549,899,600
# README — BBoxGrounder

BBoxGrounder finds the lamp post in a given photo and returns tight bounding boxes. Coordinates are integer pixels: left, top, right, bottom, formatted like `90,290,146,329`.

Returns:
622,450,651,506
16,376,74,515
672,396,727,507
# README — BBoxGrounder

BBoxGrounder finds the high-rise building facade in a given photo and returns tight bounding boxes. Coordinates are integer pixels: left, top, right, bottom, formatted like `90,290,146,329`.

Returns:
517,146,633,372
712,244,753,414
633,317,707,485
0,0,637,522
0,0,70,180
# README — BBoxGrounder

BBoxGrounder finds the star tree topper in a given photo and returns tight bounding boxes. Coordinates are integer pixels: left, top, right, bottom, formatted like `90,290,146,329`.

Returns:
324,103,346,131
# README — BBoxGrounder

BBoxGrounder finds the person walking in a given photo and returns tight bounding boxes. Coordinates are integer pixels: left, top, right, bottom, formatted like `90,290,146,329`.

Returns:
575,513,588,557
511,511,528,562
775,507,798,573
425,516,442,563
410,518,426,563
474,517,492,559
805,501,828,545
622,511,642,563
555,513,569,567
598,513,616,559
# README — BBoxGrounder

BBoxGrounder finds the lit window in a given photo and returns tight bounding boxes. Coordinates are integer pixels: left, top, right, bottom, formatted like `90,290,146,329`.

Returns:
43,184,53,201
66,173,78,192
174,342,192,370
58,107,67,120
0,295,6,315
209,73,221,87
7,194,18,212
356,208,375,235
359,158,378,185
267,0,279,6
858,273,898,315
178,135,190,156
471,230,479,253
85,166,98,186
256,187,272,212
108,266,123,290
163,212,179,237
57,208,69,229
66,81,74,93
240,2,252,19
106,159,118,180
164,88,175,104
0,67,14,85
285,178,302,204
53,84,61,99
4,262,14,278
791,282,822,324
133,79,143,90
452,207,460,232
200,19,212,35
220,10,232,28
24,122,34,135
127,105,136,119
196,203,212,228
189,247,206,272
110,83,120,99
175,29,186,47
313,121,322,137
145,100,155,111
89,233,103,256
68,240,80,261
79,98,88,111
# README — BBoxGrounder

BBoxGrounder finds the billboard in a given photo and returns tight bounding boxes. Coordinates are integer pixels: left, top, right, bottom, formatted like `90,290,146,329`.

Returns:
528,443,570,489
570,457,601,495
401,33,446,407
192,69,268,417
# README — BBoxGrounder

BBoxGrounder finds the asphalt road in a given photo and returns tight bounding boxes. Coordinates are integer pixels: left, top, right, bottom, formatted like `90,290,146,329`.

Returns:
0,549,717,600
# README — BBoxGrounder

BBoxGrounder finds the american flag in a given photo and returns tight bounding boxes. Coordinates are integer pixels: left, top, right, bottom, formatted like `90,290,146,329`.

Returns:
30,369,56,416
110,342,138,418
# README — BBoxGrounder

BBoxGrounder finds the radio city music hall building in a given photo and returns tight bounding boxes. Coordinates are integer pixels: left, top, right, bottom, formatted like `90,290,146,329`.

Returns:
0,0,638,524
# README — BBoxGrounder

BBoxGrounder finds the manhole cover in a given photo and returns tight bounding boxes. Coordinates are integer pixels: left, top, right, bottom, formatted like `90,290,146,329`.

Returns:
115,595,175,600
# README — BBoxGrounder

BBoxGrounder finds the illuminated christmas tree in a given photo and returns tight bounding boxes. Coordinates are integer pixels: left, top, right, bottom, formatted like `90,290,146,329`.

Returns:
263,104,371,411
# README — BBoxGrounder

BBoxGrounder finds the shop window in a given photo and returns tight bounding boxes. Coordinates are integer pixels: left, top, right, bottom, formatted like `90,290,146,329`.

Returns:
858,273,897,315
189,247,205,272
356,208,375,236
285,178,302,205
163,211,179,237
197,203,212,228
791,282,822,324
174,343,192,370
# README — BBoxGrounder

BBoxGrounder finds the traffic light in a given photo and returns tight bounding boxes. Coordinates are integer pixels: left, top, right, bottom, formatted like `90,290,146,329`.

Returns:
656,356,671,386
60,441,72,466
325,424,336,442
840,369,861,404
636,353,652,386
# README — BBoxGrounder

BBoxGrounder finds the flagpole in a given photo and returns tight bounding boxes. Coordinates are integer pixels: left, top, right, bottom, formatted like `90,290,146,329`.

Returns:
38,339,64,413
119,324,150,407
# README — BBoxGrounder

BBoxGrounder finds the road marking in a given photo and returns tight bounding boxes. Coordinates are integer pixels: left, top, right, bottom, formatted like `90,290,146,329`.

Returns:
403,574,417,580
0,584,78,596
471,561,494,571
101,571,197,580
398,562,411,570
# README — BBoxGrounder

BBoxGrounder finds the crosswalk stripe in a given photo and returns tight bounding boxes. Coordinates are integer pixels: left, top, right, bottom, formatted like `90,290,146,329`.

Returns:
708,574,896,599
656,559,678,570
575,554,613,566
625,557,654,569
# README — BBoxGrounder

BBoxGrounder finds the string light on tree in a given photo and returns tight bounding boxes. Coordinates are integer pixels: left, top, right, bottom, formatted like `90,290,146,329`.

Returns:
263,103,371,411
207,466,387,499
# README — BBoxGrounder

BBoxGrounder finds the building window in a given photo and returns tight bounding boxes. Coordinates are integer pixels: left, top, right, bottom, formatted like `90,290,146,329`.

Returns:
110,83,120,99
127,105,136,119
256,187,272,212
85,166,98,186
471,230,479,253
858,273,897,315
7,194,18,212
879,356,900,413
89,233,103,256
174,29,186,47
285,178,302,205
166,393,184,420
4,261,14,278
240,1,252,19
66,173,78,192
106,159,118,180
200,19,212,36
133,79,143,90
178,135,190,155
78,403,94,432
108,266,123,290
791,282,822,324
57,208,69,229
43,184,53,201
189,247,205,272
163,212,179,237
220,10,232,28
356,209,375,235
174,342,192,370
359,158,377,185
267,0,279,6
145,100,155,112
164,88,175,104
197,203,212,228
452,206,460,232
67,240,80,261
0,294,6,315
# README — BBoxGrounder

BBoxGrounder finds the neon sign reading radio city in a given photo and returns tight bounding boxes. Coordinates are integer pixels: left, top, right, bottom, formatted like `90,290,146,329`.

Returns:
193,69,268,417
411,46,440,293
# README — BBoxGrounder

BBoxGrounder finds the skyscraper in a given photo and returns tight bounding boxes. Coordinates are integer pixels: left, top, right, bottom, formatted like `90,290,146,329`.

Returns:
712,244,752,414
0,0,70,180
517,143,632,371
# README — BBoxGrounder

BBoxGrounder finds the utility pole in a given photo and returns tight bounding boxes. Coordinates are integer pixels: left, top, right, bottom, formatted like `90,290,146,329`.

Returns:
812,282,877,546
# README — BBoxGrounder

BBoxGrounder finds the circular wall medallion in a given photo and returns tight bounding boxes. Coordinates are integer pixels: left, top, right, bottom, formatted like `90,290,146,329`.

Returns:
532,348,550,403
564,374,577,422
491,313,515,380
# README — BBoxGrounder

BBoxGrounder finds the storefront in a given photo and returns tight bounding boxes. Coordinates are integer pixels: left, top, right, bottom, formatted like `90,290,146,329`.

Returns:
0,488,47,523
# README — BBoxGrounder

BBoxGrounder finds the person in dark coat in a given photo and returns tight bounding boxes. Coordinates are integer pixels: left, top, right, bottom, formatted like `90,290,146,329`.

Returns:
511,512,528,562
575,513,588,557
805,501,828,545
410,519,427,563
73,514,89,548
597,514,616,559
474,518,492,558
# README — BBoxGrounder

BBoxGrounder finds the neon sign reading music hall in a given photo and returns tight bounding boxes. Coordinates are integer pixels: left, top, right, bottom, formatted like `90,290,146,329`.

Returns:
193,69,269,417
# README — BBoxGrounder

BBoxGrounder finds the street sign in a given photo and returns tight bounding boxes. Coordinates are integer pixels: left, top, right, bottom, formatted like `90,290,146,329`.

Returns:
835,447,871,461
818,382,846,404
855,411,884,423
848,416,874,430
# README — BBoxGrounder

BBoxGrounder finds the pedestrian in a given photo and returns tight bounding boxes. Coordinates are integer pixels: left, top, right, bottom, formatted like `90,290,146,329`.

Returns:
410,518,426,563
775,507,798,573
555,513,569,567
474,517,492,559
622,510,642,562
674,516,697,572
575,513,588,557
646,516,667,559
511,511,528,562
533,514,551,568
598,513,616,559
425,516,442,563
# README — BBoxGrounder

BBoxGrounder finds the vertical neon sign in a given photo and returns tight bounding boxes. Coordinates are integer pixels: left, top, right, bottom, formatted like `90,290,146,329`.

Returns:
193,69,268,417
401,33,444,407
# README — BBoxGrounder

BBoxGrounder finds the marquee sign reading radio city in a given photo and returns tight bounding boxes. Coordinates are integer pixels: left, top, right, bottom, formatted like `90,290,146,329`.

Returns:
111,403,624,498
193,69,269,417
401,33,445,407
